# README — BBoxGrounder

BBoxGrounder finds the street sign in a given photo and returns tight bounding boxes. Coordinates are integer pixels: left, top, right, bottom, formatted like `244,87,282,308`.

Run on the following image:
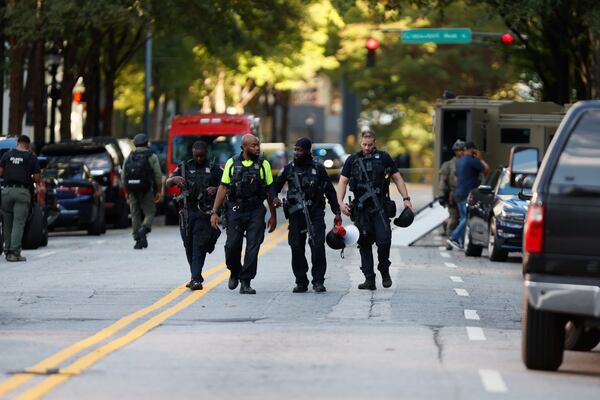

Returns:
402,28,472,44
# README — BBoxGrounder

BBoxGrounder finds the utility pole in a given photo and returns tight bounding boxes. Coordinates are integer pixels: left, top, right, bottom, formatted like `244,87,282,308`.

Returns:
0,0,5,135
143,29,152,135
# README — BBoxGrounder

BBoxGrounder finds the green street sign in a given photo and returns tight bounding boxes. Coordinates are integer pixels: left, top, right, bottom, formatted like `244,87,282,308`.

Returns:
402,28,472,44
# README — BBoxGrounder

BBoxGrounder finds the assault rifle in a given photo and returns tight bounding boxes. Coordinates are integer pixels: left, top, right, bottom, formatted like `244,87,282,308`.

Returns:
356,157,390,232
175,162,190,237
287,170,315,244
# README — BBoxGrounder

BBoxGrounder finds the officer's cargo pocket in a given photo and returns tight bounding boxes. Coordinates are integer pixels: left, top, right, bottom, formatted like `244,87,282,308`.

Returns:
383,198,396,219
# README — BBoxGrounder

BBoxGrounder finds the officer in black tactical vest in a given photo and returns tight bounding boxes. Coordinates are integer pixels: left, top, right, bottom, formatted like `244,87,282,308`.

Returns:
166,141,222,291
337,129,413,290
122,133,163,249
0,135,41,262
210,134,277,294
270,137,341,293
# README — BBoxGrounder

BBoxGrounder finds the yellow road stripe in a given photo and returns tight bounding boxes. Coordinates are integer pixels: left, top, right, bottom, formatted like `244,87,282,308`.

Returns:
16,229,289,400
0,223,288,397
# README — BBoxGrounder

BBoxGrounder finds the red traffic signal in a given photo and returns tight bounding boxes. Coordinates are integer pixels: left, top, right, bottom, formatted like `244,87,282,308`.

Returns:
365,37,380,50
501,33,514,45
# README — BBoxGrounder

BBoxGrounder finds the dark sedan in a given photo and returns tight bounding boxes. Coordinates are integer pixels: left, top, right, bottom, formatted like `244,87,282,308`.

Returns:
464,168,528,261
45,161,105,235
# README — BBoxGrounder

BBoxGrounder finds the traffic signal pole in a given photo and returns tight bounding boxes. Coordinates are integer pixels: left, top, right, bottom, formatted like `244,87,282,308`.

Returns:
143,29,152,136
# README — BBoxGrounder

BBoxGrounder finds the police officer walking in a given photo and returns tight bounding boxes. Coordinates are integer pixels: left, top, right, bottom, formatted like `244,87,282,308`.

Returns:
0,135,41,262
439,140,464,247
166,141,222,291
210,134,277,294
122,133,163,249
270,138,341,293
337,129,413,290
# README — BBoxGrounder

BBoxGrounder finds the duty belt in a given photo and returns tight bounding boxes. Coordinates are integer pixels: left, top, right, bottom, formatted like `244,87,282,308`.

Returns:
229,200,264,212
3,183,29,189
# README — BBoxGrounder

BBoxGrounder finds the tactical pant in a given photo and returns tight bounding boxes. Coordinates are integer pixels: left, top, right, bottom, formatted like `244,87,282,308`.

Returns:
180,208,211,282
356,212,392,279
1,187,31,254
128,191,155,237
225,205,266,281
288,208,326,286
446,201,459,236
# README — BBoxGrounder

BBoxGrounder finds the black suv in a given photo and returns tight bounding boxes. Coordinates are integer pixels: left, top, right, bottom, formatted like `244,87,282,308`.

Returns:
515,101,600,371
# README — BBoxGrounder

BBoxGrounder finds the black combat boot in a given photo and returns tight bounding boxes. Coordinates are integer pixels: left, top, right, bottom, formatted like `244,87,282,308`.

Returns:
6,252,26,262
133,240,143,250
292,285,308,293
380,270,392,288
313,283,327,293
239,280,256,294
358,276,376,290
228,274,239,290
189,280,203,291
137,226,149,249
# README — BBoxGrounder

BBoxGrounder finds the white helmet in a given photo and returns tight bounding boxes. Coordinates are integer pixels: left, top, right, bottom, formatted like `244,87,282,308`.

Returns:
343,224,360,246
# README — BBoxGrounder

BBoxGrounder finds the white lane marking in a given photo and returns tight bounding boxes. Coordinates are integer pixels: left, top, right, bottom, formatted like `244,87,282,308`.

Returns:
440,252,451,258
454,288,469,297
467,326,486,341
450,276,463,283
445,262,458,269
479,369,508,393
94,240,106,245
37,251,57,258
438,246,447,250
464,309,480,320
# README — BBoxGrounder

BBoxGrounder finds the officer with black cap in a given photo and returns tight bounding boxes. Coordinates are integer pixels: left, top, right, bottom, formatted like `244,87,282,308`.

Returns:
0,135,41,262
337,129,413,290
122,133,163,249
270,137,341,293
166,140,222,291
210,134,277,294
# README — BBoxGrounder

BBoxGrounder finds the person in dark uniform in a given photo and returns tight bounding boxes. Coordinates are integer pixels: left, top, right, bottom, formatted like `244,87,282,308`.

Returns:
122,133,163,249
210,134,277,294
166,141,222,291
0,135,41,262
337,129,413,290
270,137,341,293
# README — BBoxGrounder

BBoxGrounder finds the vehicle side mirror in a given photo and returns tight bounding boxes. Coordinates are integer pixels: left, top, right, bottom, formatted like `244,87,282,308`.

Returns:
518,189,533,201
509,146,539,187
38,156,48,169
477,184,493,194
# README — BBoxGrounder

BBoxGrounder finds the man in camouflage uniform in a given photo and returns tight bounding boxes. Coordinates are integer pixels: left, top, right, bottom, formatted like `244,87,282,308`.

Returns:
439,140,464,246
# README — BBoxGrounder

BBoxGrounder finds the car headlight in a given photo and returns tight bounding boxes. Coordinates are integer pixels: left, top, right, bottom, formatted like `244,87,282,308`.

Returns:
323,159,334,168
499,209,524,222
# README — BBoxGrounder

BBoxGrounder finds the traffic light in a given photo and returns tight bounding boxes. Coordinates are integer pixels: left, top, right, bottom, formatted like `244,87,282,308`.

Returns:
365,37,379,68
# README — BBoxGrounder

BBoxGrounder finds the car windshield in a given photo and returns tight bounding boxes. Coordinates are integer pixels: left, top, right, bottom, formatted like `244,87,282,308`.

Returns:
313,147,341,160
46,153,112,174
172,134,245,165
497,170,520,195
45,162,86,180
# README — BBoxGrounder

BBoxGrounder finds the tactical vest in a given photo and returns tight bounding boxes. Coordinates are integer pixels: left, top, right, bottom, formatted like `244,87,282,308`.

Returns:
349,150,391,199
3,149,35,186
184,160,215,212
228,154,266,204
286,161,325,208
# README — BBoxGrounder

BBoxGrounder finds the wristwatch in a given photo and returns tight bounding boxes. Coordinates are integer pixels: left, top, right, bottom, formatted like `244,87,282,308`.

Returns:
403,197,411,202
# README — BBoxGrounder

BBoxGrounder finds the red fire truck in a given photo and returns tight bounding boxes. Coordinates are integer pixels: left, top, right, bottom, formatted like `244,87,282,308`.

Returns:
164,114,261,225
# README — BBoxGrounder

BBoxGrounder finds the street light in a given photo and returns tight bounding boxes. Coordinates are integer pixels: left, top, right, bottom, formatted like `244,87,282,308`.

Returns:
47,49,61,144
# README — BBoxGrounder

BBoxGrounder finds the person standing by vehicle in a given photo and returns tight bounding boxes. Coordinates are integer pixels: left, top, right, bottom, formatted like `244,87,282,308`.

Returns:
0,135,41,262
439,140,464,247
122,133,163,249
210,134,277,294
166,141,222,291
337,130,413,290
270,137,342,293
447,142,490,250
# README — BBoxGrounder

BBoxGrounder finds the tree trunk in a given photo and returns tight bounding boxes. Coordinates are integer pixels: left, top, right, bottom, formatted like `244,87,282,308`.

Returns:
103,71,115,137
31,39,46,145
276,90,290,145
8,40,26,136
159,93,169,140
151,91,160,139
83,32,101,138
59,43,77,142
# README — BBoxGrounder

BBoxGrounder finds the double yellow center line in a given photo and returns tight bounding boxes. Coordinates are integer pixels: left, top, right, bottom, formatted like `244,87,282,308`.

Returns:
0,224,289,400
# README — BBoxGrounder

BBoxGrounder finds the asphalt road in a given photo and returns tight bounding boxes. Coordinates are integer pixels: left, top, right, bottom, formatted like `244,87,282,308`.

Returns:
1,184,599,399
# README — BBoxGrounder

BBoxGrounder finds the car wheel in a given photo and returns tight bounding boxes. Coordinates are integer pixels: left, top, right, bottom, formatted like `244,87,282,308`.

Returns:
464,223,483,257
0,217,4,255
488,218,508,262
565,321,600,351
114,202,130,229
87,204,104,236
522,291,565,371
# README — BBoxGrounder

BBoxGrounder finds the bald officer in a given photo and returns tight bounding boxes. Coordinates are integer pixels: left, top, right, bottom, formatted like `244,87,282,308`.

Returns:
210,134,277,294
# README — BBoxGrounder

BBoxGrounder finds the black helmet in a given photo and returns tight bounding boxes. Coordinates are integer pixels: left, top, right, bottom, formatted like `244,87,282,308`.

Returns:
326,229,345,250
133,133,148,147
393,207,414,228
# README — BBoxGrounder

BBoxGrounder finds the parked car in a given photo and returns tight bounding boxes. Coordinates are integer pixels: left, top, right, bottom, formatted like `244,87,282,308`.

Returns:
0,137,53,251
117,138,134,160
81,136,125,165
149,140,167,174
464,167,528,261
41,142,129,228
44,161,105,235
518,101,600,371
312,143,348,180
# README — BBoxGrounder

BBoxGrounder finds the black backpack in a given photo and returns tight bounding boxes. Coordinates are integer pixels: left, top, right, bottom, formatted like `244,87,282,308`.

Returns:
124,151,153,193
